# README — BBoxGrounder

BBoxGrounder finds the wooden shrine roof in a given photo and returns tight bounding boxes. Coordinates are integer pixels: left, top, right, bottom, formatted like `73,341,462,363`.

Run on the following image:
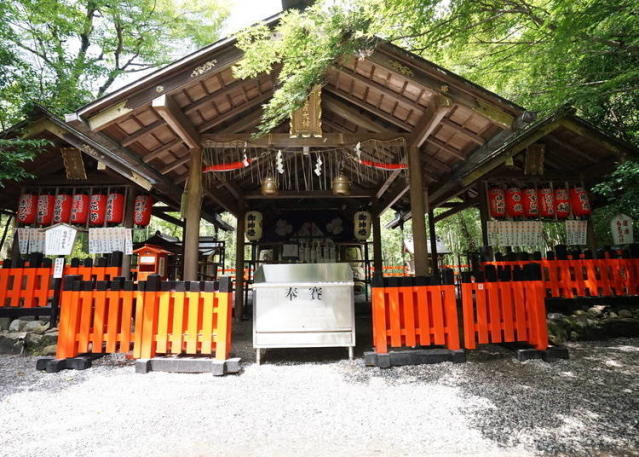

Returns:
7,14,637,220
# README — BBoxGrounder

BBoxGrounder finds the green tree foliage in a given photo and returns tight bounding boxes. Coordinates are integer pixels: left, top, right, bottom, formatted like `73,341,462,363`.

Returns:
0,0,229,127
0,138,49,184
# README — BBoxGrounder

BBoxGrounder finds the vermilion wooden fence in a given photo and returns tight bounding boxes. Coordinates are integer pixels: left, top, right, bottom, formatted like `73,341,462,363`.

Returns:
0,258,54,308
461,268,548,351
481,258,639,299
55,275,233,361
371,275,460,354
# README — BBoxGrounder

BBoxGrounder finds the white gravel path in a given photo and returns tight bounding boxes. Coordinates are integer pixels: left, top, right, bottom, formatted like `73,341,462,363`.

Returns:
1,333,638,457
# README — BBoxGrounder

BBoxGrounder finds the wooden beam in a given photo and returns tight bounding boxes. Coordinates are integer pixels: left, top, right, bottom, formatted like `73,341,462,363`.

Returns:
183,78,251,115
161,154,191,174
546,135,596,163
152,94,201,149
220,108,263,133
323,96,388,133
427,205,438,275
440,118,486,145
408,95,453,148
244,191,374,200
234,211,245,321
202,132,408,148
432,197,478,223
332,66,426,113
376,169,402,199
373,177,409,215
372,214,383,274
88,101,133,131
152,209,184,227
121,120,164,147
142,138,184,163
324,86,413,132
558,119,626,157
367,50,515,129
81,45,243,122
197,91,271,133
424,136,465,160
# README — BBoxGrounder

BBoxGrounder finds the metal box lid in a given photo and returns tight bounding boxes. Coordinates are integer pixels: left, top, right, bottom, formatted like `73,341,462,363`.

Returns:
254,263,353,284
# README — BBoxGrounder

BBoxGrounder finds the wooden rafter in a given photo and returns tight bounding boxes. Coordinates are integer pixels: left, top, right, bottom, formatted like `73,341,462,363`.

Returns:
121,120,164,147
424,136,465,160
324,86,413,132
161,154,191,174
546,135,597,163
183,77,259,116
197,91,272,133
408,95,453,148
323,96,389,133
152,94,201,149
201,132,408,148
440,118,486,145
332,66,426,113
368,50,516,129
142,138,184,163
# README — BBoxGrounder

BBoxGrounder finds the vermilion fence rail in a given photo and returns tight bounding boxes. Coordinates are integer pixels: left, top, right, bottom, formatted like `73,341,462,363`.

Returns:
371,274,460,354
461,265,548,351
55,275,233,361
481,258,639,298
0,258,54,308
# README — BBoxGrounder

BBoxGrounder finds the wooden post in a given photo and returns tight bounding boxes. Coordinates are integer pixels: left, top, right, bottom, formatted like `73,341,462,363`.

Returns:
234,212,245,321
479,182,490,249
372,213,383,275
120,187,136,279
427,204,439,276
183,148,203,281
587,216,598,252
407,144,429,276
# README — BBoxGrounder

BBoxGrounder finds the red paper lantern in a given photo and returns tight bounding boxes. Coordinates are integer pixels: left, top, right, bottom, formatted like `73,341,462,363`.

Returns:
487,188,506,219
522,188,539,219
505,187,524,218
538,188,555,218
554,188,570,219
70,194,89,225
133,195,153,227
52,194,72,224
570,186,591,216
89,193,107,226
106,192,125,224
36,194,55,226
16,194,38,225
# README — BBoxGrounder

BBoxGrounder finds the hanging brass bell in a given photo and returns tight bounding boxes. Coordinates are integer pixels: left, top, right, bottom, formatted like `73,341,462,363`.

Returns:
261,176,279,195
332,173,351,196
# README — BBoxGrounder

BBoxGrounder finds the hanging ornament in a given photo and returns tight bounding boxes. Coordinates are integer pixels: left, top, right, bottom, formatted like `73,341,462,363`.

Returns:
314,156,323,177
332,173,351,196
106,191,125,224
70,193,90,225
358,160,407,170
354,142,362,161
261,176,279,195
276,150,284,175
202,157,253,173
133,195,153,227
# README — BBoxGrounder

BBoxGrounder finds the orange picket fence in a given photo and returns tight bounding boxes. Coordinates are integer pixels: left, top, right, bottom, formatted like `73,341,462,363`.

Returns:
461,264,548,350
63,256,122,281
371,275,460,354
0,258,54,309
481,258,639,299
55,275,233,361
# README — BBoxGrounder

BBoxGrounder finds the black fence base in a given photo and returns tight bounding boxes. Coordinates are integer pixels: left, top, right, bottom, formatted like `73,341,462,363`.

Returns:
364,348,466,368
0,307,53,319
546,295,639,313
135,357,242,376
502,343,570,362
35,354,104,373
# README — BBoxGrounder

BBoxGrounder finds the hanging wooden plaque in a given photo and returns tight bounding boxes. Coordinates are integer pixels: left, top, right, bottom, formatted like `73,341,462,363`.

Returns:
290,86,322,138
524,144,545,175
60,147,87,180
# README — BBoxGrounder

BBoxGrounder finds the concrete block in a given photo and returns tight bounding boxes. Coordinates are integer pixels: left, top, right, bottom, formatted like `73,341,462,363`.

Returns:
135,359,151,374
226,357,242,374
0,317,10,331
542,345,570,362
211,360,226,376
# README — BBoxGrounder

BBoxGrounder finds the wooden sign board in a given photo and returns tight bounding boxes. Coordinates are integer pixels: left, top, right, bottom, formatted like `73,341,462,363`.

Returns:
290,86,322,138
611,214,633,245
60,147,87,180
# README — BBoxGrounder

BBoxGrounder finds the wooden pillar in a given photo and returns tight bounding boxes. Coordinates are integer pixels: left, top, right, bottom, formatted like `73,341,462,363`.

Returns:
234,212,245,321
587,216,598,252
120,187,137,279
372,213,383,275
427,204,439,276
478,182,490,249
407,144,429,276
183,148,203,281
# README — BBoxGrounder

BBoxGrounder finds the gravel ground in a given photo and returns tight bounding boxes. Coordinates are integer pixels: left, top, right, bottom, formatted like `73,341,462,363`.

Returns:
0,320,638,457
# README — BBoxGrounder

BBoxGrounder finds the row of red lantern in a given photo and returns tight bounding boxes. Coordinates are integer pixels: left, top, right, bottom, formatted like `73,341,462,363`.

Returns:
488,186,591,219
17,193,153,227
